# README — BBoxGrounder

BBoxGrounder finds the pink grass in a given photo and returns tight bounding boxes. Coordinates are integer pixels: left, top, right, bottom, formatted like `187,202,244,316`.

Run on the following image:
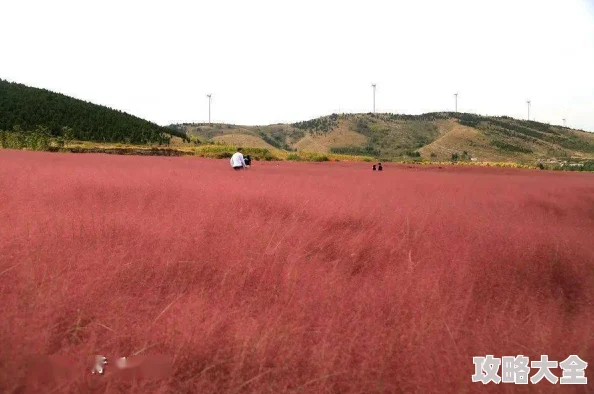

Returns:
0,150,593,393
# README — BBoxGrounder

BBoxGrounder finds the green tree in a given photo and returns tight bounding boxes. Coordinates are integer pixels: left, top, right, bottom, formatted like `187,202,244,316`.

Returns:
32,125,51,150
62,126,75,144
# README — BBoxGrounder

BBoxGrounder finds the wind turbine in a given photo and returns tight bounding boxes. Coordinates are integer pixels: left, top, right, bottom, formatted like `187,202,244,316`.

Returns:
526,100,531,121
454,92,458,113
206,94,212,124
371,84,377,113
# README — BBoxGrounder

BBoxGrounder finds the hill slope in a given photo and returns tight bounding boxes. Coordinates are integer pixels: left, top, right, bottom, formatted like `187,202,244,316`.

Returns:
174,112,594,163
0,79,185,144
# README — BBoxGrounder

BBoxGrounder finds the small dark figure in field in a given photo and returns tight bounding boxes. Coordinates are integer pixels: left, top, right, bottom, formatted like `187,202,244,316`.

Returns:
244,155,252,168
372,165,376,171
378,163,383,171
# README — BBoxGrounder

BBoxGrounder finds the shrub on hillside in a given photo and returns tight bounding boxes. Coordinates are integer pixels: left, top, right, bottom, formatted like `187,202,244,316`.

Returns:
491,140,533,153
258,130,292,150
330,145,379,157
292,114,339,133
459,119,479,127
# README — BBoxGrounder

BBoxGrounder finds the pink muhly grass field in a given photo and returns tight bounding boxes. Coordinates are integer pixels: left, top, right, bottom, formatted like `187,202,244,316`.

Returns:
0,149,593,393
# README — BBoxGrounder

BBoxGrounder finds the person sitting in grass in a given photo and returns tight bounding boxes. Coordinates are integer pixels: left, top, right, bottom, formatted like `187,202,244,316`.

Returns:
230,147,246,170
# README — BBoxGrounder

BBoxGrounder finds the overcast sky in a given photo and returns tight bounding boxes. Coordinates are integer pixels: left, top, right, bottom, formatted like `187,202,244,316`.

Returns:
1,0,594,130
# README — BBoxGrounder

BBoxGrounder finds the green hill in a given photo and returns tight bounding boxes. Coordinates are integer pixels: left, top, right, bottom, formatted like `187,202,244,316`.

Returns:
174,112,594,164
0,79,185,144
2,79,593,166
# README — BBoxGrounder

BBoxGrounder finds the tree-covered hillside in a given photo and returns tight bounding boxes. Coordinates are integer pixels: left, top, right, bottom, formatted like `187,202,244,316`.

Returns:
0,79,186,144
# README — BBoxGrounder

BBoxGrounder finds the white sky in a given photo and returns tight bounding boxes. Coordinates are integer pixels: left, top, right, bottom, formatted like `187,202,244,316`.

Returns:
1,0,594,131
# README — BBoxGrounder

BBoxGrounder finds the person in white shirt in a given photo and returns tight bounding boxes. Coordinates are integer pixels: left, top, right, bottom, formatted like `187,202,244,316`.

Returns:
230,147,246,170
